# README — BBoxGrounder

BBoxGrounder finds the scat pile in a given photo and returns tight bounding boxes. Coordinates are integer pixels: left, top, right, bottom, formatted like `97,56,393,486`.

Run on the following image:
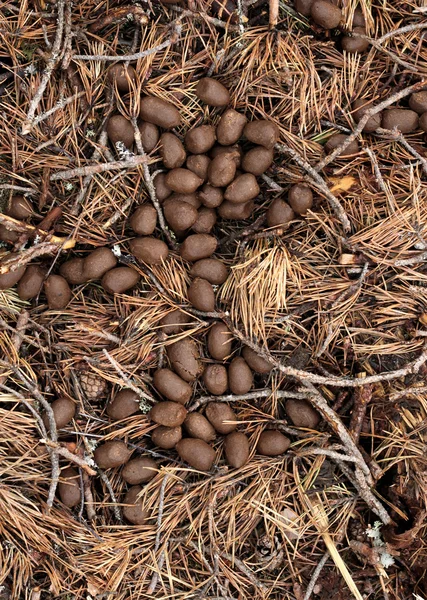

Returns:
1,78,324,524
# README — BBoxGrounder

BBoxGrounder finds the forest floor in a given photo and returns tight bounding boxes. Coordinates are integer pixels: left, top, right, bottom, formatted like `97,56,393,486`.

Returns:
1,0,427,599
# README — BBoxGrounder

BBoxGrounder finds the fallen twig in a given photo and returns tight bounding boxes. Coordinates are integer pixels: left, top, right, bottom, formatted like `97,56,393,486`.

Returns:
101,349,154,410
0,243,63,274
303,552,329,600
0,310,29,386
314,80,426,171
189,389,312,411
99,470,122,522
377,22,427,43
50,155,149,181
349,384,373,444
351,32,418,72
22,0,66,134
275,143,351,231
0,360,60,510
42,441,97,475
146,473,169,594
226,321,427,388
0,213,75,249
131,118,178,250
73,23,182,61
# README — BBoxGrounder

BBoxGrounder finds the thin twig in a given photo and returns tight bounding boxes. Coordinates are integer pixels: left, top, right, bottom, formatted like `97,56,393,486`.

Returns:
364,148,388,195
0,361,60,510
303,552,329,600
41,441,97,475
390,385,427,400
73,23,182,61
99,470,122,522
189,389,312,411
102,197,134,230
100,350,154,407
32,92,86,126
225,321,427,388
70,130,111,215
0,184,37,193
220,552,268,592
0,310,29,386
22,0,66,134
0,243,63,274
275,143,351,231
170,6,240,31
261,173,284,191
377,22,427,43
394,251,427,267
314,80,427,171
351,32,418,72
131,118,178,250
147,474,170,594
82,471,96,521
0,383,48,437
50,154,149,181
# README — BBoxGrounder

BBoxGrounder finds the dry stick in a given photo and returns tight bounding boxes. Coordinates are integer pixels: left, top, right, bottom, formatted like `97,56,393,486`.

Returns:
314,80,427,172
0,310,29,386
98,470,122,522
0,243,61,274
102,197,134,230
377,22,427,43
147,474,170,595
226,322,427,388
351,32,418,72
298,448,361,463
32,91,86,126
50,155,149,181
303,552,329,600
71,131,109,215
261,173,284,191
316,263,369,357
189,389,311,411
22,0,66,134
131,118,178,250
41,441,97,475
220,552,268,593
275,143,351,232
73,325,121,345
390,385,427,400
297,380,373,486
0,214,74,248
364,148,388,194
0,361,60,510
82,471,96,521
394,250,427,267
269,0,279,28
0,319,49,353
349,384,373,444
0,184,37,193
0,383,48,438
101,349,154,407
73,23,183,61
170,6,240,31
394,132,427,175
353,467,391,525
321,119,351,134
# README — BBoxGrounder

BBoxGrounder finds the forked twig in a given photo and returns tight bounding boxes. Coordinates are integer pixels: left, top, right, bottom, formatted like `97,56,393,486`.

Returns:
275,143,351,231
